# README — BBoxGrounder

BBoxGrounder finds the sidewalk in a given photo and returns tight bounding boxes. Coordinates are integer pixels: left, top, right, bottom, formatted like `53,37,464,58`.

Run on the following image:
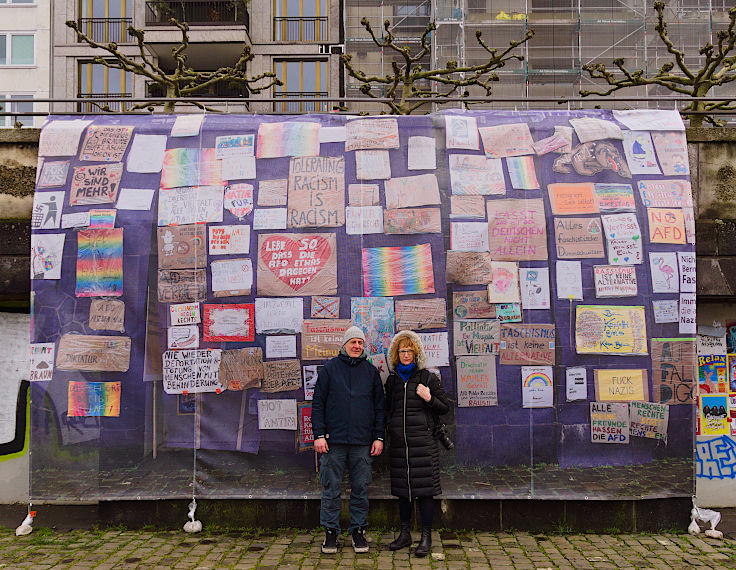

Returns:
2,527,736,569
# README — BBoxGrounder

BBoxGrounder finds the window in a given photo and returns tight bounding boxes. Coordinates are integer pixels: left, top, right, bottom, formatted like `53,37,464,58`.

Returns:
274,0,327,41
78,61,132,111
0,33,34,65
274,60,329,112
0,95,33,128
77,0,132,43
0,0,36,4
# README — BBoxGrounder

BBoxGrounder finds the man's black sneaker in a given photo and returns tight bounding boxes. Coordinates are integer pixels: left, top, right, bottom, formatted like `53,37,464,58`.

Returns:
322,528,338,554
351,528,369,553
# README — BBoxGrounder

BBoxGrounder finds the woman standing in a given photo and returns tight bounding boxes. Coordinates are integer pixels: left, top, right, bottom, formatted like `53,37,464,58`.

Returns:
384,330,450,557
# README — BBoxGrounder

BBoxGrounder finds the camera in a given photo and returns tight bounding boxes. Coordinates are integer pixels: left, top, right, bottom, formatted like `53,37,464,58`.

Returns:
433,423,455,450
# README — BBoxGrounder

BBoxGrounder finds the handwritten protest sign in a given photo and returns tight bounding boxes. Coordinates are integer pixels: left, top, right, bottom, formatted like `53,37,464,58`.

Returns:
607,237,643,265
680,293,697,334
456,356,497,407
448,154,505,195
451,222,490,251
37,161,69,188
162,349,222,394
160,148,222,188
170,114,203,137
385,174,440,209
556,260,583,300
452,290,496,319
253,208,287,230
637,179,692,208
158,269,206,303
168,325,199,349
56,334,131,372
258,179,288,206
208,225,250,256
79,125,133,161
170,302,200,326
548,183,598,215
519,267,550,309
499,324,555,365
590,402,629,444
311,296,339,319
487,199,547,261
648,208,686,244
38,119,91,156
453,320,501,356
219,347,263,391
346,206,384,234
215,133,254,158
355,150,391,179
158,186,224,226
575,305,647,355
255,298,303,334
348,184,379,206
566,367,587,401
68,382,121,417
257,399,297,430
569,117,623,142
418,332,450,367
522,366,554,408
69,163,123,206
363,244,435,296
211,258,253,297
266,335,296,358
203,304,255,341
89,299,125,332
287,156,345,228
446,251,492,285
157,225,207,269
554,217,604,258
298,402,314,450
219,155,255,184
698,334,726,356
593,183,636,211
262,360,302,393
445,115,479,150
478,123,535,158
497,303,522,323
651,131,689,175
345,118,399,150
395,299,446,331
488,261,520,304
601,213,641,241
593,265,638,298
450,196,485,218
29,343,54,382
408,136,436,170
302,319,351,360
594,369,648,401
224,184,254,219
257,233,337,296
384,208,441,234
651,338,696,405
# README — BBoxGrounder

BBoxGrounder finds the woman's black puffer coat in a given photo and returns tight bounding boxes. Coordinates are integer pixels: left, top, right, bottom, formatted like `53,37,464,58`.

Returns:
385,330,450,499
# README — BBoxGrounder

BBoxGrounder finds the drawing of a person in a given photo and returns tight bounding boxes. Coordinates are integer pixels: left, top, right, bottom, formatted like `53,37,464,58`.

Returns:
43,195,58,227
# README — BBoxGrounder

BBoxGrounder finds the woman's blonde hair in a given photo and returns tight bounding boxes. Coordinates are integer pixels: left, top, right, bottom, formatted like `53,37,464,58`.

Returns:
388,333,419,367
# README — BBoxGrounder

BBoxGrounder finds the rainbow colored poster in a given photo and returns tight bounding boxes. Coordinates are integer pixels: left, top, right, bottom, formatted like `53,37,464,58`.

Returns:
362,244,434,296
68,381,121,416
160,148,222,189
256,121,320,158
522,366,554,408
76,228,123,297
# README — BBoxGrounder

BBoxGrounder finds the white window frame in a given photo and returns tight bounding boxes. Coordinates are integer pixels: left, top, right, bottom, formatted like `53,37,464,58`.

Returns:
0,93,35,128
0,32,36,67
0,0,38,6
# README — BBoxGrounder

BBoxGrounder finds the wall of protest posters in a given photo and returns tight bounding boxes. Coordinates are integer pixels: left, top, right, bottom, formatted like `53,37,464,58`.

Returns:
28,110,695,502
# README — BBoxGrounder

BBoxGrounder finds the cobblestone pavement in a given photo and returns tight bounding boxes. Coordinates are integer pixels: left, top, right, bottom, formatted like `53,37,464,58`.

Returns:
3,527,736,569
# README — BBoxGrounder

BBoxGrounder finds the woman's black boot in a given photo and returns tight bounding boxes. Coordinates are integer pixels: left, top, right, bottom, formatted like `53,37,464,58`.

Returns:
414,527,432,557
389,523,413,550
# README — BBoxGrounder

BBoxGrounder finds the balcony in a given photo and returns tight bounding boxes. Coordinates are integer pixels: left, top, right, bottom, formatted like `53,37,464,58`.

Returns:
146,81,250,99
145,0,249,27
77,93,132,112
76,18,133,43
274,91,329,113
273,17,328,41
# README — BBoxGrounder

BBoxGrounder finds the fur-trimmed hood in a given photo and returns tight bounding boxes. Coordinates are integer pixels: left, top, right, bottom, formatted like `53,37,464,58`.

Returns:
387,330,427,372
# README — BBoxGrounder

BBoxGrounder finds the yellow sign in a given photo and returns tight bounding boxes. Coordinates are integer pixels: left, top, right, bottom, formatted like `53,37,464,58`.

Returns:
575,305,648,355
594,369,649,402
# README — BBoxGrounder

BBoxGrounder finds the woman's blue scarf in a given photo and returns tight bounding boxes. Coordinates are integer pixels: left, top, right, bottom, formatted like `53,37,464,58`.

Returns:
396,361,416,382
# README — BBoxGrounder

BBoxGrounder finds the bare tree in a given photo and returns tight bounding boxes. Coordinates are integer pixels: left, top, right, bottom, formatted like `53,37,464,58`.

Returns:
581,1,736,127
66,18,281,113
341,18,534,115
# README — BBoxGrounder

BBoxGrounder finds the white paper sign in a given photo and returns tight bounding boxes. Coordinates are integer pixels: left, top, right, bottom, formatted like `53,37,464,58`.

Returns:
163,349,222,394
368,353,390,386
653,300,679,323
168,325,199,349
211,258,253,294
215,134,255,158
258,398,297,430
224,184,254,218
255,298,303,334
649,252,679,293
221,156,256,181
346,206,384,235
116,188,156,211
569,117,623,142
622,131,661,175
38,119,92,156
266,335,297,359
601,213,641,241
566,367,587,402
607,237,643,265
355,150,391,180
679,293,696,334
445,115,479,150
556,260,583,300
170,303,201,326
31,233,65,280
418,332,450,367
61,211,90,229
698,335,727,356
31,191,64,229
450,222,489,252
303,364,320,399
612,109,685,131
126,134,167,173
253,208,288,230
522,366,554,408
408,136,436,170
170,114,204,137
29,343,55,382
520,267,550,310
209,225,250,255
678,251,696,292
319,126,347,143
158,186,224,226
449,154,505,195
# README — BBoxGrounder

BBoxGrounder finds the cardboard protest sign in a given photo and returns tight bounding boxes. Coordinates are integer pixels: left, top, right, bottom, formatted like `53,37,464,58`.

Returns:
211,258,253,297
385,174,440,209
351,297,395,356
522,366,554,408
257,233,337,296
76,229,123,297
507,156,539,189
594,369,649,401
302,319,351,360
408,136,436,170
68,381,121,417
566,367,587,401
219,347,263,391
456,356,497,407
448,154,505,195
637,179,693,208
451,222,489,251
445,251,492,285
445,115,479,150
478,123,535,158
89,299,125,332
79,125,133,162
575,305,647,355
255,298,303,334
311,296,339,319
162,349,222,394
395,299,447,331
287,156,345,228
203,304,255,341
348,184,379,206
487,199,548,261
262,360,302,393
651,338,696,405
161,148,223,189
355,150,391,180
488,261,520,304
29,343,55,382
56,334,131,372
418,332,450,367
257,399,297,430
519,267,550,310
37,161,69,188
31,191,64,229
157,225,207,269
593,183,636,212
345,118,400,150
452,290,496,319
69,163,123,206
590,402,629,444
298,402,314,450
651,131,689,175
266,335,296,359
593,265,638,298
38,119,91,156
384,208,441,234
499,324,555,365
256,122,320,158
258,179,288,206
554,217,605,258
346,206,384,235
622,131,661,174
168,325,199,349
453,320,501,356
158,269,206,303
363,244,435,296
158,186,224,226
647,208,686,244
450,195,485,218
678,251,696,292
548,183,598,215
209,225,250,256
224,184,254,219
170,303,200,326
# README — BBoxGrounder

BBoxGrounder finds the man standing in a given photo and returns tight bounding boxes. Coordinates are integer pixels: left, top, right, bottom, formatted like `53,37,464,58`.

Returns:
312,326,385,554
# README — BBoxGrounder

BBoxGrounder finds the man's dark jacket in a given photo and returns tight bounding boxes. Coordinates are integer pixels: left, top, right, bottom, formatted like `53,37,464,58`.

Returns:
312,351,385,445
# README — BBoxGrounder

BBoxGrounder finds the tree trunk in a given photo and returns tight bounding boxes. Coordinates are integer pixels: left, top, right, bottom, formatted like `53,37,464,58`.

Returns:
164,85,177,113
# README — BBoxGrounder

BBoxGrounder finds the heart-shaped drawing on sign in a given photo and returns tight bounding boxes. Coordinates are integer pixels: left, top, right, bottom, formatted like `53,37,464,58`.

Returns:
260,235,331,291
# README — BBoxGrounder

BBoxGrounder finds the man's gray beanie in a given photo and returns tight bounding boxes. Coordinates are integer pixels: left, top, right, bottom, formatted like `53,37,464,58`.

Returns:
342,326,366,346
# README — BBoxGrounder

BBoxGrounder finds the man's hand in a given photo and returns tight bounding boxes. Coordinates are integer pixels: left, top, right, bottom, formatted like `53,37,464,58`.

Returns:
314,437,329,453
370,440,383,456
